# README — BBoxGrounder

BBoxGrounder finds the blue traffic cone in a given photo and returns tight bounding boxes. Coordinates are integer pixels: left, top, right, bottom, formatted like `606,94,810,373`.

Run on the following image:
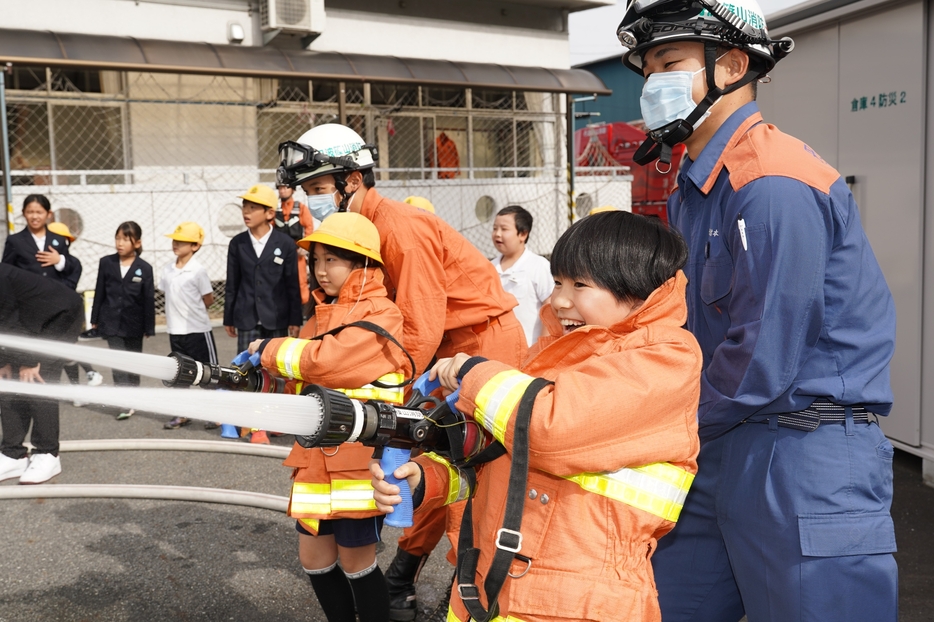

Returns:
220,424,239,439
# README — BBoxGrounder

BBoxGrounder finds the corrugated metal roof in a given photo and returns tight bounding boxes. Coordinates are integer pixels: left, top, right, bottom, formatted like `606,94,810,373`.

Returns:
0,28,611,95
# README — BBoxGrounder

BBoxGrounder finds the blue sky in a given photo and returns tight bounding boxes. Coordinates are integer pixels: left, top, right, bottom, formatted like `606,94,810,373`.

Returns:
569,0,808,66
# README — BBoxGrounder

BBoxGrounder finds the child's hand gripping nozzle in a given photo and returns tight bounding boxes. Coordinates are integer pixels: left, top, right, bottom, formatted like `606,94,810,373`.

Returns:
378,373,461,527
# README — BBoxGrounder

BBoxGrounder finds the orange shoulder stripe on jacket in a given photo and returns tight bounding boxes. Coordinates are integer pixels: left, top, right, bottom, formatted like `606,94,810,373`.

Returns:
722,123,840,195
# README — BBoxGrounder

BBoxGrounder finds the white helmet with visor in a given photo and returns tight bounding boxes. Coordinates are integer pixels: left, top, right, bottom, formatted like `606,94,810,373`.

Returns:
616,0,794,167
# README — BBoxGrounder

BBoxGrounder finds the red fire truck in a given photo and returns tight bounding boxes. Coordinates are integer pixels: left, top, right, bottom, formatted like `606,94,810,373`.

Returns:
575,122,684,221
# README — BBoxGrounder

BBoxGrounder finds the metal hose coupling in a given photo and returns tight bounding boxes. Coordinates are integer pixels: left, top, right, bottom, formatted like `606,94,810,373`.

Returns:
163,352,284,393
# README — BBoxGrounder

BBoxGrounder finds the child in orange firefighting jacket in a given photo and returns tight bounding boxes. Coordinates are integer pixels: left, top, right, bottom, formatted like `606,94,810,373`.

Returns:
247,211,407,622
372,211,703,622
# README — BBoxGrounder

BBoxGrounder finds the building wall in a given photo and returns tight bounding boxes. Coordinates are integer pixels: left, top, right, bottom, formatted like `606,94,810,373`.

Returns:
573,56,643,131
0,0,573,69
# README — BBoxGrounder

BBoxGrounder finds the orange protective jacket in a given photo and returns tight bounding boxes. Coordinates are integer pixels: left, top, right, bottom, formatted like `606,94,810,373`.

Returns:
359,188,522,376
260,267,407,523
278,197,315,304
416,272,702,622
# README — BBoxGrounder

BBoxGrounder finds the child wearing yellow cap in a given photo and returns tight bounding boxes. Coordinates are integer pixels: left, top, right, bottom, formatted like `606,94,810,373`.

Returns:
161,222,219,430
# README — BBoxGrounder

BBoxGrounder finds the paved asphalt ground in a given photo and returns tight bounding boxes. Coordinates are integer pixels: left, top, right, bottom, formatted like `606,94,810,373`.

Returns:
1,328,932,621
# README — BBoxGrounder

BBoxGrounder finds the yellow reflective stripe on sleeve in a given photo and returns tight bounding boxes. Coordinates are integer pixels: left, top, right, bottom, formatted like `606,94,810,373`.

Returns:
423,452,470,505
339,373,406,404
290,480,377,515
276,338,310,381
445,605,526,622
472,370,536,444
565,462,694,523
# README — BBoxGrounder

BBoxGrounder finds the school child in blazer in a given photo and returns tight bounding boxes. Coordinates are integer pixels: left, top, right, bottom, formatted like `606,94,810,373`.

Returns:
90,222,155,419
223,184,302,352
248,212,407,622
47,222,105,389
1,194,71,284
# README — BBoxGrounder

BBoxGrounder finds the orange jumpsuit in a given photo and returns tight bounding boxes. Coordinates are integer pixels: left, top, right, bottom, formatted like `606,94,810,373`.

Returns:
359,188,529,557
259,267,407,529
416,272,702,622
277,197,315,304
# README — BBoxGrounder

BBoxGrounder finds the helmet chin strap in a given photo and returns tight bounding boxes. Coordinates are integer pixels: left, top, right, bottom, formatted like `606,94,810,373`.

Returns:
334,173,353,212
634,42,761,168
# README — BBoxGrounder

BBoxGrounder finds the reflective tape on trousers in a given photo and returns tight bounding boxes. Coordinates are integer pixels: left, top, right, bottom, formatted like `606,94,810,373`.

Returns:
340,373,406,404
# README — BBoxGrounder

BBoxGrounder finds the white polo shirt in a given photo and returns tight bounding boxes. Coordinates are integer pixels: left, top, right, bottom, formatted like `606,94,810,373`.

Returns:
492,248,553,346
160,257,213,335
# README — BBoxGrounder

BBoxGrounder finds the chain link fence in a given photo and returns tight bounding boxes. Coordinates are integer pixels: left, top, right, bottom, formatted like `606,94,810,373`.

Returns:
1,66,631,323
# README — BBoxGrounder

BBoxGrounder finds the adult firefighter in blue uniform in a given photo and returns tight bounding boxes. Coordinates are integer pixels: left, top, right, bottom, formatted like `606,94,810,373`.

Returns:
615,0,898,620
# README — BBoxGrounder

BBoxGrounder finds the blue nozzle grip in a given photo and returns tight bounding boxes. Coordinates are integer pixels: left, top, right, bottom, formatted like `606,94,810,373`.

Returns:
381,446,413,528
411,372,460,411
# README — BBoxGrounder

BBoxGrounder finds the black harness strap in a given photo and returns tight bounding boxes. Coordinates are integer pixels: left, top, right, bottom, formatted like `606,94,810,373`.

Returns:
455,377,553,622
308,320,416,388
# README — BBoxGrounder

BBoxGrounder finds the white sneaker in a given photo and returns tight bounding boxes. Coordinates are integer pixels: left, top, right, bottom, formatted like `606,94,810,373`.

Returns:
86,371,104,386
0,454,29,482
19,453,62,485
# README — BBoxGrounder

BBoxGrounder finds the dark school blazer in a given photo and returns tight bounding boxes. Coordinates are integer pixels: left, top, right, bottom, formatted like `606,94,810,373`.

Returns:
1,227,72,283
223,228,302,331
0,263,84,368
90,254,156,338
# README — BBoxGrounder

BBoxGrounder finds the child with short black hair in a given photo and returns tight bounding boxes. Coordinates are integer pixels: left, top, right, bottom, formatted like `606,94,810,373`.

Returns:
160,222,219,430
90,221,155,420
374,211,702,622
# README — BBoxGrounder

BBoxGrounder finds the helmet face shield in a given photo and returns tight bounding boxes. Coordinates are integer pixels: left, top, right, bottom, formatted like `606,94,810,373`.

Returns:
276,132,378,189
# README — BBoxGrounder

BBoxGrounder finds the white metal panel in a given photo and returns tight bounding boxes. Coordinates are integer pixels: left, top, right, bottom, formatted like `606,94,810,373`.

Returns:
837,0,925,445
756,24,839,168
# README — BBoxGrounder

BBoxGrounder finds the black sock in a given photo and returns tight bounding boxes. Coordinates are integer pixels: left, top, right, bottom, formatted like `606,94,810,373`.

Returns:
347,563,391,622
306,564,356,622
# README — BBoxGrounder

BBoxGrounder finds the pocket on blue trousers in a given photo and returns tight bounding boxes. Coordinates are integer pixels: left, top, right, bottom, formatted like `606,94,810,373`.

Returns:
798,512,896,557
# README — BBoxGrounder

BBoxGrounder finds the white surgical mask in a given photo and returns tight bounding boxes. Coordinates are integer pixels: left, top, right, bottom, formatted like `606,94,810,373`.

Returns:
307,191,339,220
640,56,726,132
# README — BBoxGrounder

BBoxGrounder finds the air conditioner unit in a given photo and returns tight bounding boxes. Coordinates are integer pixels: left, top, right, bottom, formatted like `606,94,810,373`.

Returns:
261,0,326,34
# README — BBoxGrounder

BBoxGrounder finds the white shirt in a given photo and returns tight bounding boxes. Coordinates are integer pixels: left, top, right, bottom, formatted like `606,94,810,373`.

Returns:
30,231,67,271
250,226,273,258
160,257,214,335
493,248,553,346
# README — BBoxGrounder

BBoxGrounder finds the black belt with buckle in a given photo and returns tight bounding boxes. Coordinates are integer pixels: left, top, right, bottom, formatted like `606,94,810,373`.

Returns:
748,400,873,432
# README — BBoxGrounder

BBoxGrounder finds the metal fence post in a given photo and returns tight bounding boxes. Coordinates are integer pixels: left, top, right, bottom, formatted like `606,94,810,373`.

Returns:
1,63,13,234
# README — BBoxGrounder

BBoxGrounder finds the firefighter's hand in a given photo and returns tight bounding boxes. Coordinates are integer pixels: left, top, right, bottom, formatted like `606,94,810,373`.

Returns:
36,248,61,267
370,459,421,513
247,339,264,355
225,325,237,338
19,364,45,383
0,365,11,379
429,353,471,394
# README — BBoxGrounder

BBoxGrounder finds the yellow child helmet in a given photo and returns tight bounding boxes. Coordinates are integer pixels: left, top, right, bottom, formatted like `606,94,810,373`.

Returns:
238,184,277,209
404,196,435,214
588,205,619,216
165,221,205,245
47,222,76,241
298,212,382,265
